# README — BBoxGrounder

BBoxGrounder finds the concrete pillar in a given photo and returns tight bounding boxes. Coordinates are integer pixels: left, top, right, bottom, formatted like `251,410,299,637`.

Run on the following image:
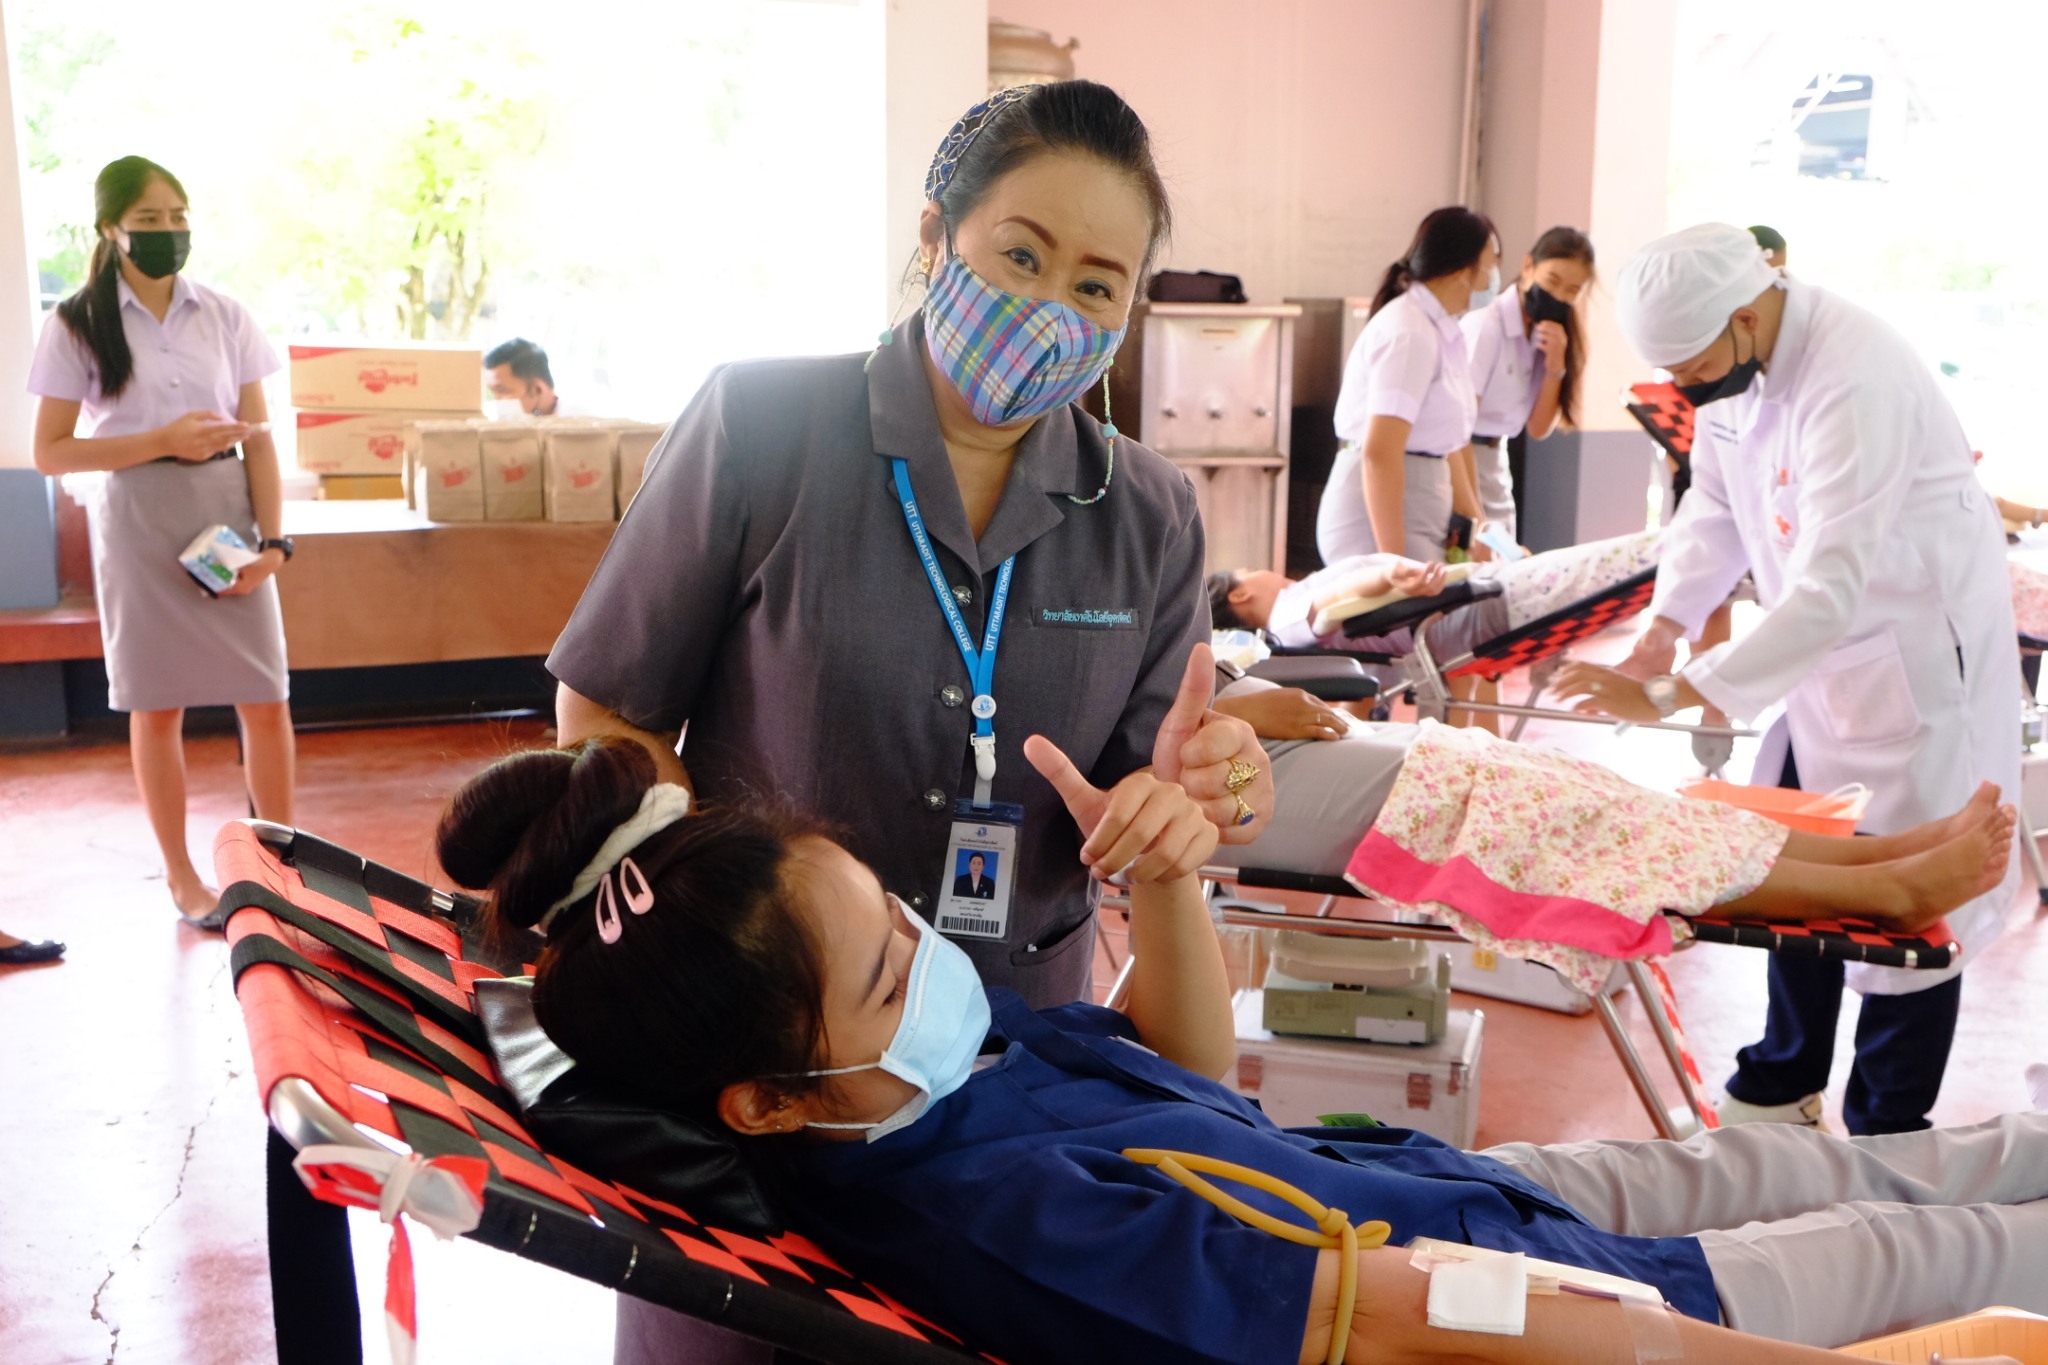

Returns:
0,0,38,470
881,0,986,322
1478,0,1677,549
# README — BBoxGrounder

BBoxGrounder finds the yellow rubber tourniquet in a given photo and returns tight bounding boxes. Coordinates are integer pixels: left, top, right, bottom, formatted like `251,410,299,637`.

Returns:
1124,1149,1391,1365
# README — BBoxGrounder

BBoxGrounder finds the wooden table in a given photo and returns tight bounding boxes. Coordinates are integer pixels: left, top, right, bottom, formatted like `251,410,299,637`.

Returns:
275,502,614,670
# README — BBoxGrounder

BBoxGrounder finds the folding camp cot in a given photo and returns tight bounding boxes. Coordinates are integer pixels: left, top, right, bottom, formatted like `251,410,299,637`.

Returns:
219,816,1990,1361
1259,565,1753,774
1103,868,1959,1142
217,818,990,1365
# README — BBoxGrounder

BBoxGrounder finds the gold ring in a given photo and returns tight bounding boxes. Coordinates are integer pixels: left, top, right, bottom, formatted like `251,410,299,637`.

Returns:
1233,793,1256,827
1225,758,1261,793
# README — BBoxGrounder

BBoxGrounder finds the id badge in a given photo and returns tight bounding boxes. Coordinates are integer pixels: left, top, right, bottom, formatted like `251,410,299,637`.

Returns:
935,800,1022,941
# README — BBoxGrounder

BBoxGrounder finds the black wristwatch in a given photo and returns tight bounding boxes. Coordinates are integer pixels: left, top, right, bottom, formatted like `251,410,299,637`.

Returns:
259,537,295,562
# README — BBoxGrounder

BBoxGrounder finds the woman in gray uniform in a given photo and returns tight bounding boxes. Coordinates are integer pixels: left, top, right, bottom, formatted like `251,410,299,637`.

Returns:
30,157,294,924
549,81,1273,1014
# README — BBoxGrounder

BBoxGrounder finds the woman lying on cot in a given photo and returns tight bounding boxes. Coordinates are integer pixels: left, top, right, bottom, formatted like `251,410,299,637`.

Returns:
1209,526,1662,658
435,650,2043,1365
1203,661,2014,992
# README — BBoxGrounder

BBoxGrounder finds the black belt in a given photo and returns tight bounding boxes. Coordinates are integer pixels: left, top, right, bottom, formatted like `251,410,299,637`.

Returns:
1404,449,1450,460
153,447,240,466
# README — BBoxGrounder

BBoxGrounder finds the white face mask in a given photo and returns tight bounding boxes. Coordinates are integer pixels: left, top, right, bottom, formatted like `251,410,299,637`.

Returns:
484,398,529,422
799,897,992,1142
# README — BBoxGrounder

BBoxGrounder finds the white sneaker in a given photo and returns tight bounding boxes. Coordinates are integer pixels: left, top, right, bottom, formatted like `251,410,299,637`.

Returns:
1716,1091,1832,1132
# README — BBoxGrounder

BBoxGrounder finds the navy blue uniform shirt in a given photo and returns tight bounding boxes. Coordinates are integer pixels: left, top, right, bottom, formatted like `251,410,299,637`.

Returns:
780,991,1719,1365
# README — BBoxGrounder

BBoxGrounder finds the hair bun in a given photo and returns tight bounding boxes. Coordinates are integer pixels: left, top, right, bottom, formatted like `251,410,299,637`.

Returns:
436,738,659,931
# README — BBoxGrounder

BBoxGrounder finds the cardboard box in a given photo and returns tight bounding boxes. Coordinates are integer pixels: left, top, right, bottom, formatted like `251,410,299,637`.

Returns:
479,424,545,522
541,423,617,523
1440,940,1625,1017
294,409,450,476
612,421,668,511
1231,991,1483,1147
290,343,483,413
410,421,484,522
319,474,406,501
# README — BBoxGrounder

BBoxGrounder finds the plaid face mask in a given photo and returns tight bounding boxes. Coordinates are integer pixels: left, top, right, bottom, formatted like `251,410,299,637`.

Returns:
922,252,1124,427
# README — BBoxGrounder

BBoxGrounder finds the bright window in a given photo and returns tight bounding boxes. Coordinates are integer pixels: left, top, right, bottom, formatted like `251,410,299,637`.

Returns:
1670,0,2048,505
15,0,884,425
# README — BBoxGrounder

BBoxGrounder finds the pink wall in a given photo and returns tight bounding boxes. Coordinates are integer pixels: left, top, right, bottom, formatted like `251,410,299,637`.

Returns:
991,1,1473,301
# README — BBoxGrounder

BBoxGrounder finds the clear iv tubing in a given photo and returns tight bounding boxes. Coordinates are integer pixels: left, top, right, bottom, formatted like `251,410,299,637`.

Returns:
1124,1148,1391,1365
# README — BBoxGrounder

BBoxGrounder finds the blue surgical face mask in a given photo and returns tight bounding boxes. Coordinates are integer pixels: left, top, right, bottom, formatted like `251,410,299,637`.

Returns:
922,252,1125,427
1467,262,1502,313
802,895,991,1142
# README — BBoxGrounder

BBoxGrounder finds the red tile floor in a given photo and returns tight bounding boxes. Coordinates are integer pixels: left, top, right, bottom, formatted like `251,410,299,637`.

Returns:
3,658,2044,1363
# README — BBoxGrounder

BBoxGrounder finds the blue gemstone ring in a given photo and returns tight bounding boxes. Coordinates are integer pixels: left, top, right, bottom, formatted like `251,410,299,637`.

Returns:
1233,795,1256,827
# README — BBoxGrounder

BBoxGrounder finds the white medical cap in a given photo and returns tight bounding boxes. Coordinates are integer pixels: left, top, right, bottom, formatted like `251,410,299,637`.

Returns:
1615,223,1783,367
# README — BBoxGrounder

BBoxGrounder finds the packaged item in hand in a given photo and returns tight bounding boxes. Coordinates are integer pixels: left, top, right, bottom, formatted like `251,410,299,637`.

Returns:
178,524,260,597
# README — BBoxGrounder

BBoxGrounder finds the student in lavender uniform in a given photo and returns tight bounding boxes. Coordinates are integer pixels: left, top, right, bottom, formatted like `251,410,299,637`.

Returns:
1316,207,1498,566
1458,226,1595,544
29,156,294,928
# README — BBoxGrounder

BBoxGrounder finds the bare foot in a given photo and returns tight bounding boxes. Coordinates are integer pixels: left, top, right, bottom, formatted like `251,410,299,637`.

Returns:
1879,803,2016,932
1866,782,2001,863
169,875,219,921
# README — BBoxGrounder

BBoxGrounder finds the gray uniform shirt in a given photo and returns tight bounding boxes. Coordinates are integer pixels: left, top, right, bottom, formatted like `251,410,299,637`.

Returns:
547,315,1207,1007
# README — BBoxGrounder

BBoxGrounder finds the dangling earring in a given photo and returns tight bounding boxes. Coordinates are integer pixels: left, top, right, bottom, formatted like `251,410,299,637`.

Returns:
1067,366,1117,505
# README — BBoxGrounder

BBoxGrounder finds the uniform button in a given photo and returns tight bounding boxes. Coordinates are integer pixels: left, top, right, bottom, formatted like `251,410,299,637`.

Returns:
922,788,949,811
910,894,929,910
170,378,182,387
939,684,965,708
952,584,973,605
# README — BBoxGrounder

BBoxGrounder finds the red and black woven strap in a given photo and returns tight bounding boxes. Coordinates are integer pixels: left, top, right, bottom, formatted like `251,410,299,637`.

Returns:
1681,915,1957,969
1442,568,1659,682
1625,381,1695,462
218,822,993,1363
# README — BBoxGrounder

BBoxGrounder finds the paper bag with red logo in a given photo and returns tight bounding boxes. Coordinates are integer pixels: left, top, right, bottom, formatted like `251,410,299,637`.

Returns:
613,421,668,513
409,421,485,522
478,424,545,521
541,423,617,523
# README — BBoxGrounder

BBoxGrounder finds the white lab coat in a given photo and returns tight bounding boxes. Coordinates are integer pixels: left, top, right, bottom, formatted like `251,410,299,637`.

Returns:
1651,278,2021,994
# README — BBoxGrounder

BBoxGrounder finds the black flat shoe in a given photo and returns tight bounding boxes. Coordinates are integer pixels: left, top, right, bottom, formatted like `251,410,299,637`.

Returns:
180,903,231,932
0,939,66,965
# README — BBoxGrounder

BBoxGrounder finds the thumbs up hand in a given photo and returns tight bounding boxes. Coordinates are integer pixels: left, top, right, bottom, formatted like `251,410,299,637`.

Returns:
1024,733,1220,886
1151,644,1273,844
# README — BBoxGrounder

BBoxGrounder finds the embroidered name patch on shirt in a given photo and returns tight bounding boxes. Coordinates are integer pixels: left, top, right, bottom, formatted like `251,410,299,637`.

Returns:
1036,606,1140,630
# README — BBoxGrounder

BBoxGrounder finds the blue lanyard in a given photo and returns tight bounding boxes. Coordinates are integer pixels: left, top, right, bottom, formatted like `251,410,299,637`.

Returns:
892,458,1013,805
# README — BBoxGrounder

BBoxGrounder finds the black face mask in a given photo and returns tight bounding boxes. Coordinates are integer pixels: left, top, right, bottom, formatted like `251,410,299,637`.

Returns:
1524,282,1573,327
123,230,190,280
1675,325,1763,407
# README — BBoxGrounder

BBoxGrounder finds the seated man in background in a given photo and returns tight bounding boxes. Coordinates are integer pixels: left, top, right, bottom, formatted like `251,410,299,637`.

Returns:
485,337,572,416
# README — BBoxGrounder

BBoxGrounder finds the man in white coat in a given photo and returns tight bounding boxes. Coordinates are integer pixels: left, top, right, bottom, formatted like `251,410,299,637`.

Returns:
1555,223,2020,1135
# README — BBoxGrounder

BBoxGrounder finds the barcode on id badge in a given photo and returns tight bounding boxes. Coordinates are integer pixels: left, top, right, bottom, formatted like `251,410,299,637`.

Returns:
939,915,1001,937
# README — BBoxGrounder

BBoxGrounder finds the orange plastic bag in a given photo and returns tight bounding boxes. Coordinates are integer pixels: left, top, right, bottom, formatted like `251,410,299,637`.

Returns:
1677,780,1871,838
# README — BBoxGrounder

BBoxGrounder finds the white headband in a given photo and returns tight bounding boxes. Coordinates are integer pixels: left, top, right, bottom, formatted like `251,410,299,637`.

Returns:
537,783,693,932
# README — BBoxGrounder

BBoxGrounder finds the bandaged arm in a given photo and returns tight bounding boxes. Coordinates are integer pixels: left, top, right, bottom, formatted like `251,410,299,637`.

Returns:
1298,1246,1874,1364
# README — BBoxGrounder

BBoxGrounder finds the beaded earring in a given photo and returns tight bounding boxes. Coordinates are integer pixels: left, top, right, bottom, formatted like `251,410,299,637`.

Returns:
1067,364,1117,505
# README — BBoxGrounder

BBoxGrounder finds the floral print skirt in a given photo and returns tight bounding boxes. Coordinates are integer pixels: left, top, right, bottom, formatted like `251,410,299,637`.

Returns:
1344,722,1789,994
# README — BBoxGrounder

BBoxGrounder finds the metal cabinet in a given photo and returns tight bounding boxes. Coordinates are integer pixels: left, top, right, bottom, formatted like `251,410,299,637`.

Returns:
1105,302,1301,574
